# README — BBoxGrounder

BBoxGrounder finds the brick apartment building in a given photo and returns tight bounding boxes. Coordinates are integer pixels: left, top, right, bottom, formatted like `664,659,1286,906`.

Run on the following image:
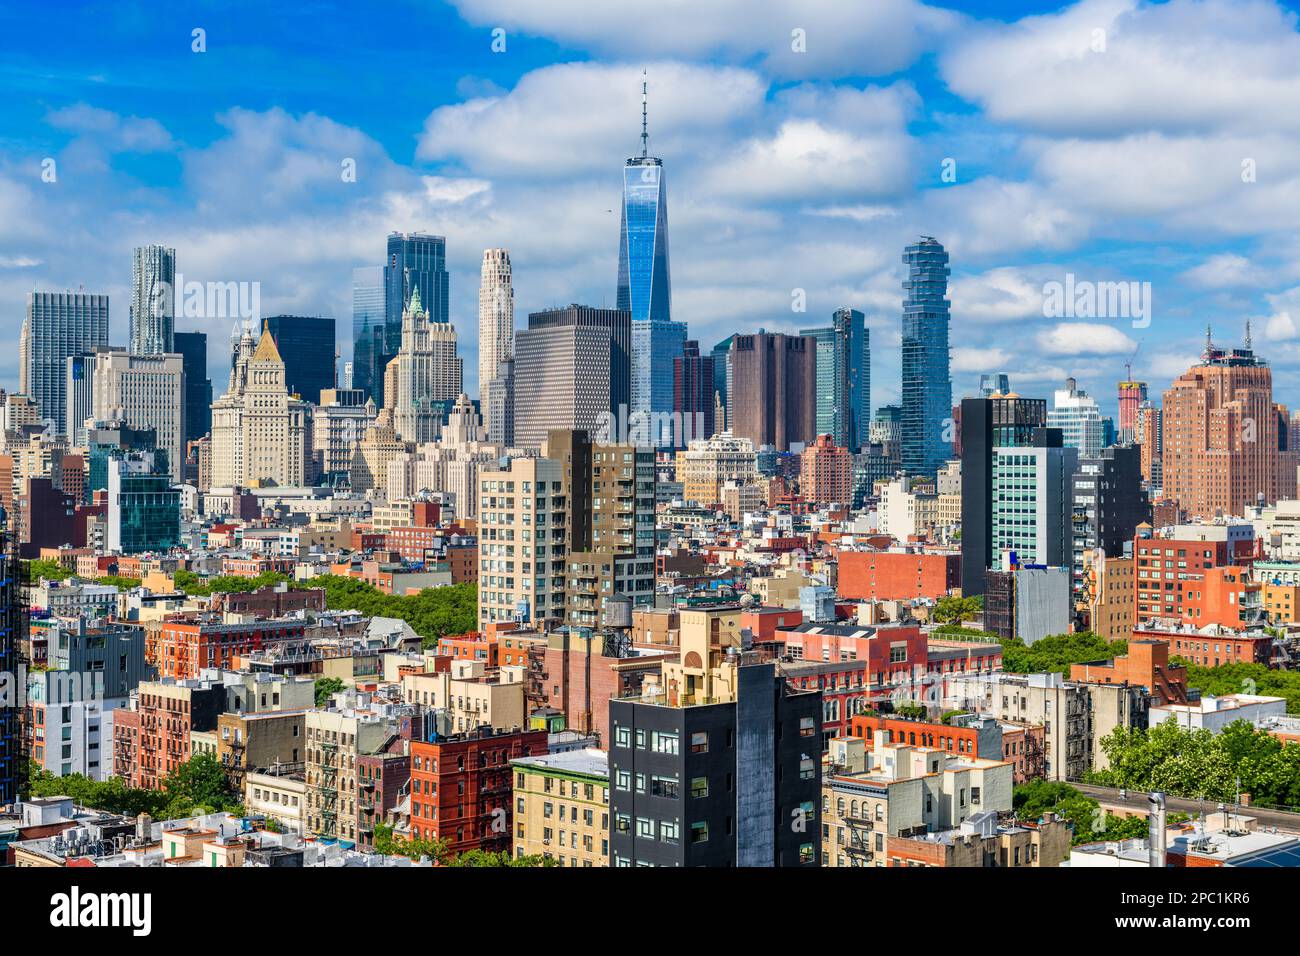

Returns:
148,618,307,679
837,549,961,602
409,725,547,857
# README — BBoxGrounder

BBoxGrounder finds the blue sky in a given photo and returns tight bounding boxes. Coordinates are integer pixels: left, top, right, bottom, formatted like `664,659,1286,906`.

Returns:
5,0,1300,417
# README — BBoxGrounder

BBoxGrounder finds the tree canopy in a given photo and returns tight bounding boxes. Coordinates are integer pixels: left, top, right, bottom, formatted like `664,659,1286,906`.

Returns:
1087,719,1300,809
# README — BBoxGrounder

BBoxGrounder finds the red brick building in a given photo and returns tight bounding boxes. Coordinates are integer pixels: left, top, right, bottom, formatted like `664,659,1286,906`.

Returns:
1134,530,1255,629
1070,637,1190,705
837,549,961,602
800,434,853,506
148,618,306,679
408,726,547,857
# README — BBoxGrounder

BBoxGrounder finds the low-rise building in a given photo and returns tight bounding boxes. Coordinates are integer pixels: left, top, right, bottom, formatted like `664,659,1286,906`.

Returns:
511,747,609,866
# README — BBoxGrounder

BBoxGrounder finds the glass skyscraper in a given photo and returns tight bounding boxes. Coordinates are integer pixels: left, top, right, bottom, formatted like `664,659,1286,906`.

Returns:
264,315,336,404
900,237,952,476
800,307,869,451
173,331,212,446
386,232,449,328
618,90,686,447
352,265,386,404
22,291,110,431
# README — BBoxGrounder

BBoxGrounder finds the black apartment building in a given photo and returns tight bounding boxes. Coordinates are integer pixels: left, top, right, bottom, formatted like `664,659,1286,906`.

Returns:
608,661,821,867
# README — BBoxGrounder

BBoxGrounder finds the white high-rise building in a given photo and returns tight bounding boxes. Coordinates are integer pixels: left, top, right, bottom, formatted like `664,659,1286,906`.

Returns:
1047,377,1105,459
390,287,462,444
478,249,514,434
210,322,310,488
90,350,184,481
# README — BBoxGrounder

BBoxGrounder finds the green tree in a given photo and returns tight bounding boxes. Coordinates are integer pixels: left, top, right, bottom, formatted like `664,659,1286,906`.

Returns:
291,577,477,646
315,676,345,708
161,752,241,813
24,558,72,583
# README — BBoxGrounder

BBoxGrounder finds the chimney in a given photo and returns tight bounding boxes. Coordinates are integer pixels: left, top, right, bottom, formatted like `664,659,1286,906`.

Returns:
1148,792,1166,868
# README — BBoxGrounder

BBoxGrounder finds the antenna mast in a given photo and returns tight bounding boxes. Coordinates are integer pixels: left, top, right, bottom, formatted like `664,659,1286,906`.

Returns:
641,70,649,159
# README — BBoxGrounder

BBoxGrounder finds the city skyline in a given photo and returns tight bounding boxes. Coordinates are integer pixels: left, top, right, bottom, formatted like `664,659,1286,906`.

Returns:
7,1,1300,418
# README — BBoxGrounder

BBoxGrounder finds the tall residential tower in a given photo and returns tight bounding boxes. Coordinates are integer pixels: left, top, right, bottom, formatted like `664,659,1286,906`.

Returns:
900,237,952,476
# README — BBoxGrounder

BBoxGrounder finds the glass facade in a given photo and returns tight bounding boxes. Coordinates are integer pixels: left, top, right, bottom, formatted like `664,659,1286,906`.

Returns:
173,331,212,446
619,157,683,445
107,452,179,554
900,237,952,476
264,315,336,405
800,309,869,452
351,265,386,404
130,244,176,355
24,291,110,432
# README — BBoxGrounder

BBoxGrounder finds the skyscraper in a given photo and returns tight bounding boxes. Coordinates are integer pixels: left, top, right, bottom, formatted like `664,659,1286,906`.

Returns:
91,351,185,482
1160,327,1297,517
23,291,110,431
711,335,734,426
478,249,514,438
673,340,715,444
900,237,952,476
173,331,212,446
351,265,386,403
728,332,817,452
389,287,463,444
1047,378,1105,458
800,307,870,452
130,244,176,355
385,232,449,330
210,323,311,488
960,394,1076,596
263,315,336,404
618,76,686,447
1117,379,1148,444
513,305,631,449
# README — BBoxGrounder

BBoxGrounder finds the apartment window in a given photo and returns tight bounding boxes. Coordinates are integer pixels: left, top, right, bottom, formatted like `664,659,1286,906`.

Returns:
651,776,679,799
615,814,631,834
690,732,708,754
615,726,632,749
615,770,631,792
635,729,647,749
799,717,815,737
690,777,709,799
636,817,655,838
651,731,679,755
690,821,709,844
660,821,680,844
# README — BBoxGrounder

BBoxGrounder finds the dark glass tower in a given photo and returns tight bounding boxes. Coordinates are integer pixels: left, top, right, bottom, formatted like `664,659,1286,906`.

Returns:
386,232,449,329
264,315,336,404
351,266,385,404
618,76,686,446
173,331,212,445
900,237,952,475
800,308,870,452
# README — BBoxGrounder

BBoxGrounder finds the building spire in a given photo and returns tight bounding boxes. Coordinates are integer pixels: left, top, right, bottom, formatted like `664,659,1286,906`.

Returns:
1245,319,1253,350
640,69,648,159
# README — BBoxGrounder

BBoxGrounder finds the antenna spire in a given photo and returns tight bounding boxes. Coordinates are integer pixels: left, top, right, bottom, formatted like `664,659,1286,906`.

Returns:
1245,319,1253,350
640,69,648,159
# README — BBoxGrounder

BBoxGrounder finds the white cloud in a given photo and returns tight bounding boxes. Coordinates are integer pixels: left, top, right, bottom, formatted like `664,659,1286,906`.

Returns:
1036,322,1137,355
942,0,1300,136
418,61,766,177
448,0,961,77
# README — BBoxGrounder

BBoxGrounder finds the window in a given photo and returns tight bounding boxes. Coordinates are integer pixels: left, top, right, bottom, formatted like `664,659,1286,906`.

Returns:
798,717,815,737
651,776,679,799
636,817,655,838
690,731,709,754
690,821,709,844
615,726,631,748
615,814,631,833
615,770,631,792
690,777,709,799
651,731,679,755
